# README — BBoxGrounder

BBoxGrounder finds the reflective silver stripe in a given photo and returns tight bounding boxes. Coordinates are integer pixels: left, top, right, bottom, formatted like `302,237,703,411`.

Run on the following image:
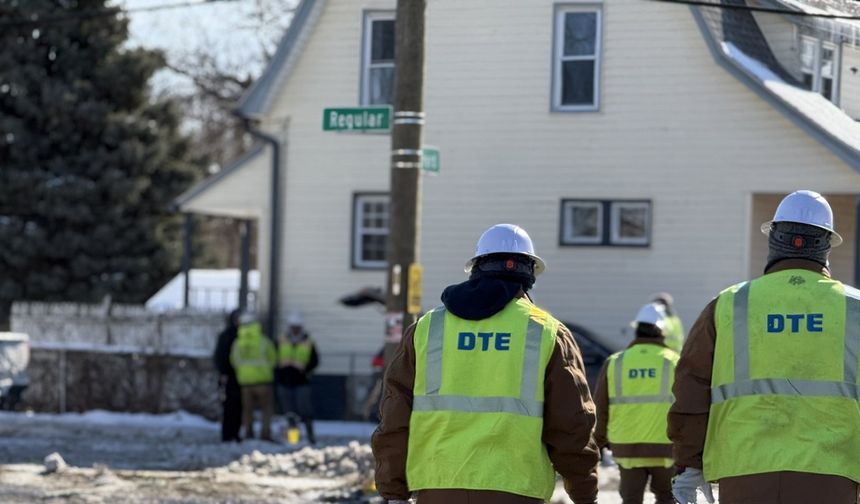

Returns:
733,282,750,381
844,294,860,384
613,353,624,398
712,378,860,404
425,307,446,395
519,318,544,402
609,395,674,405
413,395,543,417
660,358,672,396
234,358,269,366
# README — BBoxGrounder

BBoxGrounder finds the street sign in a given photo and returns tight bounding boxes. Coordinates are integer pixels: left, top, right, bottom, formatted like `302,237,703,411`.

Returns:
323,107,391,132
422,146,440,173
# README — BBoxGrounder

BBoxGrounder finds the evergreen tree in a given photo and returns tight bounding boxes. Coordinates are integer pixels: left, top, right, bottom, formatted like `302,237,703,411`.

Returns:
0,0,198,326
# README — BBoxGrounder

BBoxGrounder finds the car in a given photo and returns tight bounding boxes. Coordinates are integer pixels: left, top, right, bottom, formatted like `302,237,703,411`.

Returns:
562,321,613,393
0,332,30,411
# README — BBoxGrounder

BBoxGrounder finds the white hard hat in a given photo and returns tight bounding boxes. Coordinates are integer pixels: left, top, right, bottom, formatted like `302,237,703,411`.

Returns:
286,312,303,326
632,303,667,329
761,190,842,247
238,312,257,325
465,224,546,276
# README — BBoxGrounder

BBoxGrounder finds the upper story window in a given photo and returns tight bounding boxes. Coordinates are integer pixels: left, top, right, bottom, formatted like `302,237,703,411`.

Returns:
352,193,389,269
801,36,839,103
361,12,396,106
552,5,602,112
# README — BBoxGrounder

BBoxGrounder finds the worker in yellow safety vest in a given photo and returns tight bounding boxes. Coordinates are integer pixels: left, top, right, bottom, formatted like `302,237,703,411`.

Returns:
276,311,319,445
669,190,860,504
372,223,600,504
230,313,277,441
651,292,685,353
594,303,679,504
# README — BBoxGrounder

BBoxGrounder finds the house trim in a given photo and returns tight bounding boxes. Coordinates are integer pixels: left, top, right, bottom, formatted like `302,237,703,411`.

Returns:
690,6,860,173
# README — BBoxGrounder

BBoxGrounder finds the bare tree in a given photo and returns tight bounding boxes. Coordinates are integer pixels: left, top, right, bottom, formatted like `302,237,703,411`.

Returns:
149,0,298,270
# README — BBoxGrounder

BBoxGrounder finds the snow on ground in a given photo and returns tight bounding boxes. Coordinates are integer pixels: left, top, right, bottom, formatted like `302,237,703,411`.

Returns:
0,410,379,503
0,410,714,503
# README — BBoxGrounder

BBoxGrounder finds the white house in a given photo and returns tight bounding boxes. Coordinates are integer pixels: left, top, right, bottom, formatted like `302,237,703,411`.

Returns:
175,0,860,376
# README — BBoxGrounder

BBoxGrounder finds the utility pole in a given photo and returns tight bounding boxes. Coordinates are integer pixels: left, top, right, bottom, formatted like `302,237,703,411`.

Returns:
384,0,426,368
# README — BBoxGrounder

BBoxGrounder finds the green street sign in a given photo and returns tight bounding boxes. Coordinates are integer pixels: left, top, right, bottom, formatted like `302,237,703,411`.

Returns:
422,146,440,173
323,107,391,132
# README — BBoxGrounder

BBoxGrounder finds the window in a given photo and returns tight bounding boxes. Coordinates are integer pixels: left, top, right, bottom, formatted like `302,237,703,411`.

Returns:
552,5,602,111
801,37,816,90
800,36,840,104
361,12,395,106
610,201,650,245
352,193,390,269
561,200,603,244
560,199,651,246
821,42,836,101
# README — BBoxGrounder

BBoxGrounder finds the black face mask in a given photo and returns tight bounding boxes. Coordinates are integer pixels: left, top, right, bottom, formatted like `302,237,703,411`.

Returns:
767,221,831,270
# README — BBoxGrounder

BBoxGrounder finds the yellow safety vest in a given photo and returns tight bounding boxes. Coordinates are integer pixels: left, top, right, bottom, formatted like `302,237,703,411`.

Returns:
230,322,276,386
663,315,685,353
704,269,860,483
606,343,678,469
278,335,313,370
406,298,558,500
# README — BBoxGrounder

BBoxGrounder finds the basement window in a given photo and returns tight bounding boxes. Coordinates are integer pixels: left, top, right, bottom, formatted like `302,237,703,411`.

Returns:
352,193,390,269
361,12,396,106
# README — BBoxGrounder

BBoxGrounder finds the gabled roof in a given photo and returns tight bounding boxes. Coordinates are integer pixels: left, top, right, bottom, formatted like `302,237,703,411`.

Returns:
235,0,326,119
761,0,860,41
771,0,860,17
692,2,860,172
173,143,265,210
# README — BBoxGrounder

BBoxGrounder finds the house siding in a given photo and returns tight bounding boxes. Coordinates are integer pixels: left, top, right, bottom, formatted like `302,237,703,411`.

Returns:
181,150,271,219
251,0,860,372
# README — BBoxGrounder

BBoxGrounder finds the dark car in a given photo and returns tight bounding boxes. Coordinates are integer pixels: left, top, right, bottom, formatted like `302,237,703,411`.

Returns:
562,321,612,393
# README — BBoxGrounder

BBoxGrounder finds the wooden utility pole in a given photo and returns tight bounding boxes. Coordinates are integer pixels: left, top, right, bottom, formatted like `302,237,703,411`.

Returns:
384,0,426,368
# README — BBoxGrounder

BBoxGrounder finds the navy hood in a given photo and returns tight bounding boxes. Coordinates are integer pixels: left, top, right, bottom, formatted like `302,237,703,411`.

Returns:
440,278,524,320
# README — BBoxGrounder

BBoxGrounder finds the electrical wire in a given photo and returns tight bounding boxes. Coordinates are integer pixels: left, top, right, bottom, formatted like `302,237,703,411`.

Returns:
646,0,860,21
0,0,243,29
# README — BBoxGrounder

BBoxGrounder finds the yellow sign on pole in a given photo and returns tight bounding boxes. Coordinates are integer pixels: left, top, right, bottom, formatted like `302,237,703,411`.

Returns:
407,263,423,315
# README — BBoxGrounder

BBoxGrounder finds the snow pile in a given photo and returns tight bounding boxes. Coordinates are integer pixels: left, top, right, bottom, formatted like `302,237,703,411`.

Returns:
43,452,67,474
229,442,374,480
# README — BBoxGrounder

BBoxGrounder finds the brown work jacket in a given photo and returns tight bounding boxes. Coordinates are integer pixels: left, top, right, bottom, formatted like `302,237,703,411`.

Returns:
668,258,859,503
371,302,600,504
593,337,673,459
